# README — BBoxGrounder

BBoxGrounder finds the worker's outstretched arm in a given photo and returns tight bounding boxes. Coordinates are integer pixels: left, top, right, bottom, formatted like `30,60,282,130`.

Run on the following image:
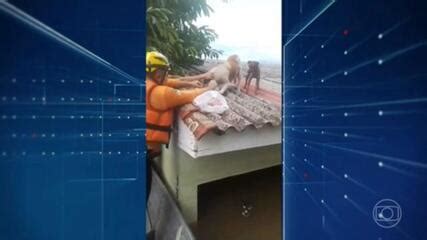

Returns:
149,85,208,111
164,78,202,89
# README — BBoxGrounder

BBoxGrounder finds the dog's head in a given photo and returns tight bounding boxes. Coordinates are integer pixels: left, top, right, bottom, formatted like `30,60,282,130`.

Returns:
227,54,240,64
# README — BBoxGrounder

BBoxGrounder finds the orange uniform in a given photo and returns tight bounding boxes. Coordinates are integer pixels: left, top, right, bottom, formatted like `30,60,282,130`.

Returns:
146,78,207,152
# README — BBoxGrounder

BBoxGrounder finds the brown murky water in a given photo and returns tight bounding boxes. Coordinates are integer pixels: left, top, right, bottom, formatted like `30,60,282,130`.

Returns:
197,166,282,240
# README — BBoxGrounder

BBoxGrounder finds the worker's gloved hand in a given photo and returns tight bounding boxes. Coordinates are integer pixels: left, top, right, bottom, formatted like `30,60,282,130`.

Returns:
207,80,218,90
188,80,203,88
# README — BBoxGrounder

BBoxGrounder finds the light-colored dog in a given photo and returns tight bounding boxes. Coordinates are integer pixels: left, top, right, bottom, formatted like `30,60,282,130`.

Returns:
180,55,241,94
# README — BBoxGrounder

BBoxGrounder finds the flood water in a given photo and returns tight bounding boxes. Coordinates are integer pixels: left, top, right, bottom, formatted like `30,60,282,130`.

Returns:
197,166,282,240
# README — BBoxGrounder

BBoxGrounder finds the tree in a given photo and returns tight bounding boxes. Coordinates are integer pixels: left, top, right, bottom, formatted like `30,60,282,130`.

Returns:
146,0,222,74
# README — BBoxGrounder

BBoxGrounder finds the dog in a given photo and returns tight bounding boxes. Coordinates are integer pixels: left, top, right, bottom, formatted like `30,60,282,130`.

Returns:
244,61,260,94
179,54,241,94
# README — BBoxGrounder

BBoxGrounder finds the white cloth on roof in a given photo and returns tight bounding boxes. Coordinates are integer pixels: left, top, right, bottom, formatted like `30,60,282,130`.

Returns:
193,90,229,114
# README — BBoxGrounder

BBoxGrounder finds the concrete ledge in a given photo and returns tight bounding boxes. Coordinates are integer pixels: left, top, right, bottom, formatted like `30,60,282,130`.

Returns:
148,170,195,240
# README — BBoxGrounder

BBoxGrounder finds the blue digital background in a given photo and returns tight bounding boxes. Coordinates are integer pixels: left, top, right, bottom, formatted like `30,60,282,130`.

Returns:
284,0,427,239
0,1,146,239
2,0,427,240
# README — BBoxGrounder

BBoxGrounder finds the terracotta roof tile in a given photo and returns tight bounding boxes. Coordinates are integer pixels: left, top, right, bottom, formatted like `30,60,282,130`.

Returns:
179,89,281,140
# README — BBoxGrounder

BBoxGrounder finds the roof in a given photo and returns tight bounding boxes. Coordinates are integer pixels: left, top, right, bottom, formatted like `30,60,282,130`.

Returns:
178,88,281,140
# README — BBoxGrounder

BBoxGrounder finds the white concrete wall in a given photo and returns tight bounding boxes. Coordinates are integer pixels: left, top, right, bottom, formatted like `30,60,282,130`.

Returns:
155,132,281,224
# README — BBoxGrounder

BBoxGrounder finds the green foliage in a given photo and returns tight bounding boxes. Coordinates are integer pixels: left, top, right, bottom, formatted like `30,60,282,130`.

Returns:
146,0,222,74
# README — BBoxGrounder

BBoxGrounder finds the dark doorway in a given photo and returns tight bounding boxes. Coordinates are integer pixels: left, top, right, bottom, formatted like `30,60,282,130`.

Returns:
197,166,281,240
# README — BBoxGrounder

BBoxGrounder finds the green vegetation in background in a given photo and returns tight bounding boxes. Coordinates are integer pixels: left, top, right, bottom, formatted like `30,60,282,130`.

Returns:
146,0,222,74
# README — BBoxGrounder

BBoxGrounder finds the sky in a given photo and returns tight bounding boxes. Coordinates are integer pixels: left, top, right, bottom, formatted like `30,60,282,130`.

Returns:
196,0,282,63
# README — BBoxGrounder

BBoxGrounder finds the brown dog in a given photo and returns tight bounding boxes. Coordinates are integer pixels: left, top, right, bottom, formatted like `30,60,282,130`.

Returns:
180,55,241,94
244,61,260,94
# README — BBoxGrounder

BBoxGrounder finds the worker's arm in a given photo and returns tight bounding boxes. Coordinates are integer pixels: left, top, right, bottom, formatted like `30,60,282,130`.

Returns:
149,85,209,111
164,78,202,89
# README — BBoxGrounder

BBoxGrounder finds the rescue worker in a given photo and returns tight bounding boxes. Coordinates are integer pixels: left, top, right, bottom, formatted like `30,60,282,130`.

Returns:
145,51,215,204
